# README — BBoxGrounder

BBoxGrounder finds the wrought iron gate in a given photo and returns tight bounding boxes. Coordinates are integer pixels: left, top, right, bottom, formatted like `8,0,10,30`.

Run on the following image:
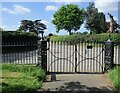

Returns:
47,41,105,73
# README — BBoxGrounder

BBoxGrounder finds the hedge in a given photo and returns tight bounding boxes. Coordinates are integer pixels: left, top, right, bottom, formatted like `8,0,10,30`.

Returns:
2,31,39,43
50,33,120,44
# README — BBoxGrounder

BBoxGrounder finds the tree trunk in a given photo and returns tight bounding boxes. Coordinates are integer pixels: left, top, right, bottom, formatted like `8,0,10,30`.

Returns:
69,30,72,35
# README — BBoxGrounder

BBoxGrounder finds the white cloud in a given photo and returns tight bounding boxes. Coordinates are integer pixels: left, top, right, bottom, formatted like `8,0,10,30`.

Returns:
0,22,20,30
0,4,31,15
45,5,58,11
0,25,7,30
41,20,50,31
106,16,118,23
51,18,54,20
13,5,31,14
95,0,118,13
0,8,16,14
41,20,49,25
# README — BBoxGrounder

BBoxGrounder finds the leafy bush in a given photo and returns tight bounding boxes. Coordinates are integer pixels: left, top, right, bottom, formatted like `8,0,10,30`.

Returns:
50,33,120,43
108,66,120,92
2,31,39,43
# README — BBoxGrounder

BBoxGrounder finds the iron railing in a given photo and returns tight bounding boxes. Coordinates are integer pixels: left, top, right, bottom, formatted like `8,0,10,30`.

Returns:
2,41,38,64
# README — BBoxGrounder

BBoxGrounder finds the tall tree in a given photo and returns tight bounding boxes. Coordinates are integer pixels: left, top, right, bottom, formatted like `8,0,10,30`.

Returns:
52,4,85,35
18,20,47,35
85,2,107,34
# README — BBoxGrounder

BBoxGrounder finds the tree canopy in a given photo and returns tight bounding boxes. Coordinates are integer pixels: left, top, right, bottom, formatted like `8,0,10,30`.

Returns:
18,20,47,35
52,4,85,35
85,2,107,34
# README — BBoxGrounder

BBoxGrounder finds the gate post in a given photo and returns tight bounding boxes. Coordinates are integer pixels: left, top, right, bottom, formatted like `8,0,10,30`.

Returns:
104,39,114,71
38,40,47,73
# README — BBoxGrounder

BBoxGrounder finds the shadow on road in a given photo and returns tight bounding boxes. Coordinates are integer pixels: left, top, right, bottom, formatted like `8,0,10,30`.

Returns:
39,81,114,93
57,81,114,92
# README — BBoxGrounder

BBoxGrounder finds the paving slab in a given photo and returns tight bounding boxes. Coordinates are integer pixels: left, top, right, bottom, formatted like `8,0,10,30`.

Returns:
38,74,114,92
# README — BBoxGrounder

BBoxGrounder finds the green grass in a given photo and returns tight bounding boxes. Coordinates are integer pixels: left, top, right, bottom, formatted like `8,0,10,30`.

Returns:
1,64,45,93
108,66,120,93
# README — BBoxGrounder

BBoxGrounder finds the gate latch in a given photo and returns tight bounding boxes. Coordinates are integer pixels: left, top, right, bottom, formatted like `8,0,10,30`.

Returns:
87,45,92,49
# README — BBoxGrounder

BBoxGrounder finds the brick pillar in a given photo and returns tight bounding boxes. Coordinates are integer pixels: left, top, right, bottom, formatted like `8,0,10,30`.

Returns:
104,39,114,71
38,40,47,73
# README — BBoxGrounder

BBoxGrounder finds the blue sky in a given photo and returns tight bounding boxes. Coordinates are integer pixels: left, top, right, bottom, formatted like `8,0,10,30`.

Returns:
0,0,119,35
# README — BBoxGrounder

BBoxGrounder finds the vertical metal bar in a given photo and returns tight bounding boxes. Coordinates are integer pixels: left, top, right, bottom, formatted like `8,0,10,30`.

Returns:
78,41,80,72
84,42,87,72
36,41,37,64
51,41,53,72
25,41,27,64
20,42,22,64
102,44,104,73
88,41,90,72
72,41,75,72
95,42,98,72
93,41,95,72
75,44,77,73
60,41,62,72
69,42,71,72
117,44,119,64
56,41,58,72
23,41,25,64
14,42,16,64
90,41,92,72
7,42,9,63
20,41,23,64
9,42,10,63
63,42,65,72
64,42,66,72
81,41,83,72
118,44,119,64
31,42,33,64
53,41,56,72
47,41,49,72
116,44,117,65
57,41,60,72
67,41,69,72
98,43,101,73
101,43,103,73
65,42,67,72
29,42,31,64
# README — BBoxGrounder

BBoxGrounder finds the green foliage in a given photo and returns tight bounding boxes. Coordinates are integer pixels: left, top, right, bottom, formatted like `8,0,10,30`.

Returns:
85,2,107,34
2,64,45,92
2,31,39,42
82,31,89,35
18,20,47,35
108,66,120,92
50,33,120,43
52,4,85,35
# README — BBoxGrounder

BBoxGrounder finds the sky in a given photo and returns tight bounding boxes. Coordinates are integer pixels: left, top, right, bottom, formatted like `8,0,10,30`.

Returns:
0,0,119,35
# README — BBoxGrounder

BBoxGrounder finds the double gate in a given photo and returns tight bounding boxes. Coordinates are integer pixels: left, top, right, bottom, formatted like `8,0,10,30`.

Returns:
47,41,105,73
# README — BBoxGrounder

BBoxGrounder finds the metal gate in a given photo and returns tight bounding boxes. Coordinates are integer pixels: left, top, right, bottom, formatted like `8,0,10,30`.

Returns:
47,41,105,73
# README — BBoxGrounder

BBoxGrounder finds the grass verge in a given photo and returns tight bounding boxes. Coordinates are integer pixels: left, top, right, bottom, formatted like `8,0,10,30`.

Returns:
1,64,45,93
108,66,120,93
